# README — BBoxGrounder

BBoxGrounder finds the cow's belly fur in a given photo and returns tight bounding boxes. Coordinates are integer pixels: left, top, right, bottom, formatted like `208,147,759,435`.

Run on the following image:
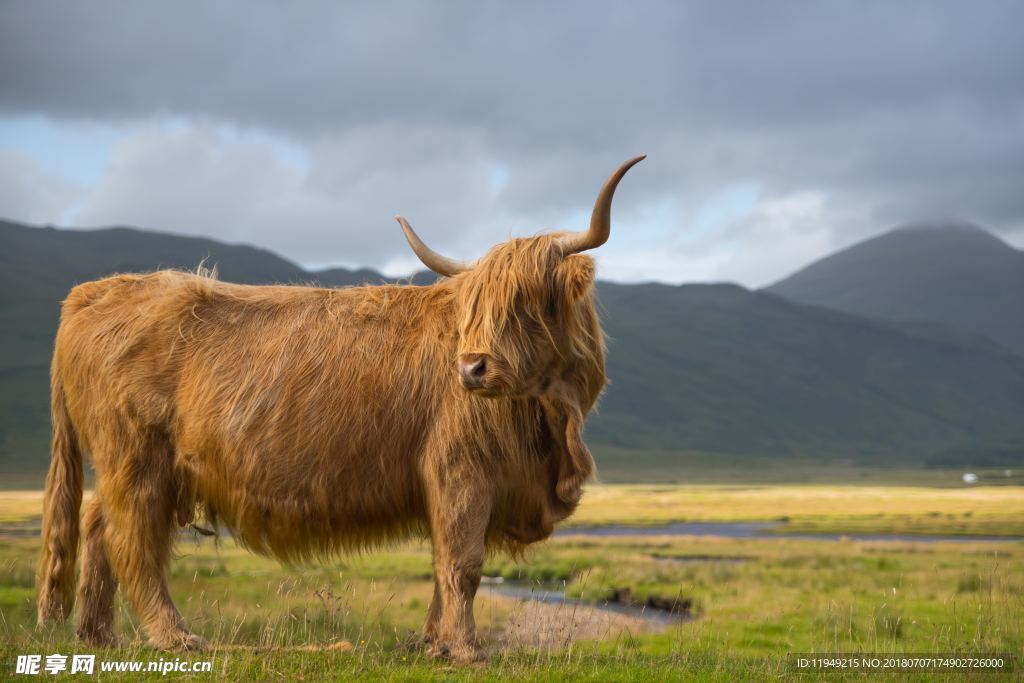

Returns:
171,365,574,557
172,419,573,560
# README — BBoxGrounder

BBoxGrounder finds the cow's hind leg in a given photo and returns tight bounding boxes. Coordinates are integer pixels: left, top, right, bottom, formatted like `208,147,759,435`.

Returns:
102,444,206,651
75,498,119,646
427,487,489,663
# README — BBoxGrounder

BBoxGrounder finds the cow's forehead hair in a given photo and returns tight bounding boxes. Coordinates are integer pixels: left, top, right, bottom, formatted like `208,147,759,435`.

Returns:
449,232,601,367
475,234,562,279
455,235,561,321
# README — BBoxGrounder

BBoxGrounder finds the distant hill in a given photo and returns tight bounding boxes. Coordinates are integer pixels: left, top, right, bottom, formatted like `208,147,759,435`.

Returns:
2,218,1023,484
596,282,1023,462
765,221,1024,355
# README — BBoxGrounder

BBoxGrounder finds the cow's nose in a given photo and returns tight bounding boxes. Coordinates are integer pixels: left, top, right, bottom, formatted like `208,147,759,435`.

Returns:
459,355,488,388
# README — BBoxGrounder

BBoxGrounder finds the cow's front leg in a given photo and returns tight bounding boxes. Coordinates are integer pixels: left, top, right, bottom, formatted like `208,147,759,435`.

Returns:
427,488,489,663
422,577,441,645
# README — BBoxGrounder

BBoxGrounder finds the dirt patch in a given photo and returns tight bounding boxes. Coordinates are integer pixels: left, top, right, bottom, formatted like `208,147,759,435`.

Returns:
294,639,355,652
494,597,664,650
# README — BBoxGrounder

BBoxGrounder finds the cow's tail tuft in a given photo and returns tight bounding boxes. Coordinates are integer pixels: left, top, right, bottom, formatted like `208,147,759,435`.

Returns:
37,362,84,626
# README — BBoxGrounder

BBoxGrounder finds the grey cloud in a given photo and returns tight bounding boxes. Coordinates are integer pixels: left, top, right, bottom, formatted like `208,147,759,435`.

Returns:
1,1,1023,280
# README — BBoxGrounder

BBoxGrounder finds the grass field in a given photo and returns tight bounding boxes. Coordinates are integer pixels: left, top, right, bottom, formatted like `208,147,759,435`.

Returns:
1,485,1022,680
571,484,1024,536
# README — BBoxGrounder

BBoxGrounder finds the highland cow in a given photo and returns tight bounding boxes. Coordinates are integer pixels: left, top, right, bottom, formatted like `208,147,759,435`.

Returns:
36,156,644,663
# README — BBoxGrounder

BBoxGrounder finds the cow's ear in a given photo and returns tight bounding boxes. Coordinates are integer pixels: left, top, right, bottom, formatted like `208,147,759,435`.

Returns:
554,254,595,302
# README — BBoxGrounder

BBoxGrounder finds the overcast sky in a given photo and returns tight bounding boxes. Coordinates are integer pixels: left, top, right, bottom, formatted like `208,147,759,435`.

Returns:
2,2,1022,287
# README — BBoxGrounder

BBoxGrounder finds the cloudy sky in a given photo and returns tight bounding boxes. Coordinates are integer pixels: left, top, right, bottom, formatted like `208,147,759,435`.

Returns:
2,2,1022,287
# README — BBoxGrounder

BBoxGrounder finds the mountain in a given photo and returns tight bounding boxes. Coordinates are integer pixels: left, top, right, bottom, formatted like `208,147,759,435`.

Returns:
2,218,1023,483
765,220,1024,355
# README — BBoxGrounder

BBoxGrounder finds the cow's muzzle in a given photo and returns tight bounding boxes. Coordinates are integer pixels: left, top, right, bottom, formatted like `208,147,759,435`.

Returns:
458,353,489,390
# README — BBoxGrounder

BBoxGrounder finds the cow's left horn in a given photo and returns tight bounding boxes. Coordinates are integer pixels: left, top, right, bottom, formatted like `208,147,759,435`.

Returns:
396,216,478,277
558,155,645,254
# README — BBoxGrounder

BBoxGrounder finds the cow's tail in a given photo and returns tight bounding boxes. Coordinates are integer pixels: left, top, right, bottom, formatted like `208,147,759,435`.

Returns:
37,358,84,626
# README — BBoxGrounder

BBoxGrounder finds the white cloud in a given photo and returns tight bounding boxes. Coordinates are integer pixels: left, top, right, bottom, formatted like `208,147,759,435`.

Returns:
64,122,655,273
0,150,80,224
598,192,834,288
715,192,835,288
71,124,301,236
67,123,518,269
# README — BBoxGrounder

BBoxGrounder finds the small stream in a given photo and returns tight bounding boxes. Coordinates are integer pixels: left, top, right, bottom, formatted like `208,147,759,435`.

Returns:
479,578,694,625
556,521,1023,543
485,522,1021,625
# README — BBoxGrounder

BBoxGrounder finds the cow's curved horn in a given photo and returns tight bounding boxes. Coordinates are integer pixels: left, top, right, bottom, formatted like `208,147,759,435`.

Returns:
558,155,645,254
395,216,478,277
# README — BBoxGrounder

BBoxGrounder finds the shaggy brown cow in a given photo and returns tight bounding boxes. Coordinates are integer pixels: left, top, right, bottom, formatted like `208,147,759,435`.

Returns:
37,156,644,663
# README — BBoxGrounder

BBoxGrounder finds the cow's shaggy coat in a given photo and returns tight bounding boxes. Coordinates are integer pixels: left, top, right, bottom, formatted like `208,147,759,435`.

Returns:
37,157,642,663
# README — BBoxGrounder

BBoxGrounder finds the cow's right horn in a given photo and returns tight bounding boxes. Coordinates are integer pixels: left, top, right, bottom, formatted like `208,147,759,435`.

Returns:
557,155,645,255
395,216,478,277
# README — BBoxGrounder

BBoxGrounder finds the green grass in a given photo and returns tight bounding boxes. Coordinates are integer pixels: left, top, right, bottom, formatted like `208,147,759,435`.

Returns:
2,486,1022,680
2,534,1020,680
0,644,868,682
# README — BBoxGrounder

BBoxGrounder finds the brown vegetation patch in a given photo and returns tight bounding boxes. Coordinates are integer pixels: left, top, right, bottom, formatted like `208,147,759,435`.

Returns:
605,587,694,616
497,599,660,650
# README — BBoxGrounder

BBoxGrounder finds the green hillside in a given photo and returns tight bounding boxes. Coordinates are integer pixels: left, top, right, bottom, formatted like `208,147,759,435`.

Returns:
765,220,1024,355
2,219,1023,484
596,282,1024,461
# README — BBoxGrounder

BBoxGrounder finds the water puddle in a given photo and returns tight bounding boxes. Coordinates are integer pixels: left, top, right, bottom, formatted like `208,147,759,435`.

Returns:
650,553,753,564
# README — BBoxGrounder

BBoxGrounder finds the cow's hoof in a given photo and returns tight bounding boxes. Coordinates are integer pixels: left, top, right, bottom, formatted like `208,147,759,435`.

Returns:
425,642,449,659
178,633,209,651
451,645,489,664
77,628,122,649
427,641,488,664
150,631,208,652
